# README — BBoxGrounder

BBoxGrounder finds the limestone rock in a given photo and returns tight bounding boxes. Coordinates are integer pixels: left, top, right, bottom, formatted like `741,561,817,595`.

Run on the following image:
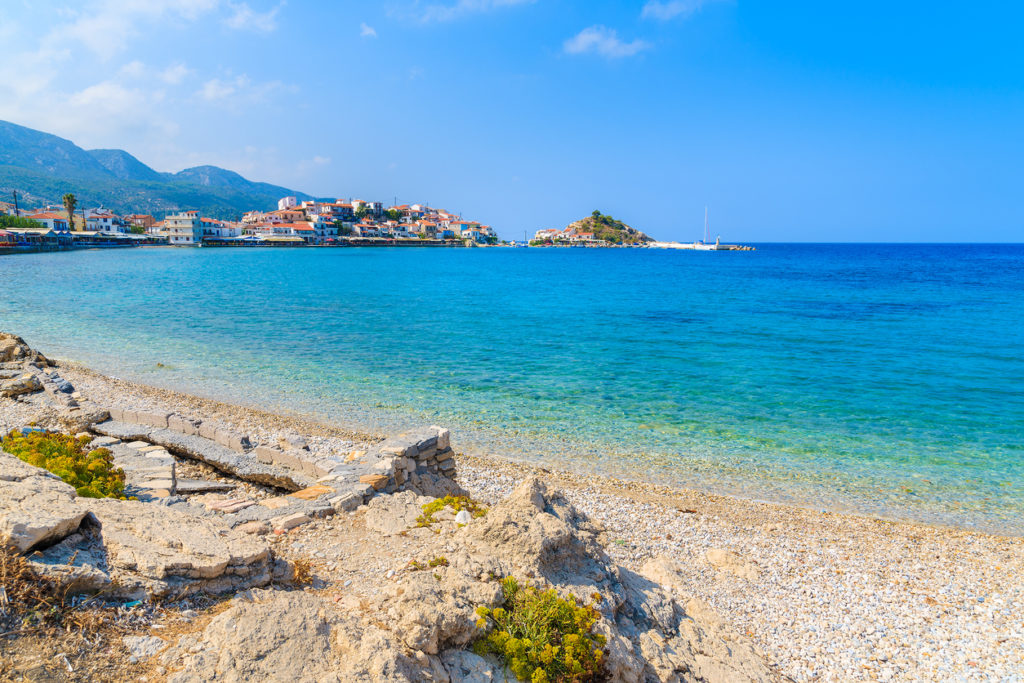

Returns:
0,453,89,552
363,490,432,535
440,650,514,682
359,473,389,491
123,635,167,662
0,373,42,398
30,498,273,599
0,333,51,366
705,548,760,581
162,591,345,683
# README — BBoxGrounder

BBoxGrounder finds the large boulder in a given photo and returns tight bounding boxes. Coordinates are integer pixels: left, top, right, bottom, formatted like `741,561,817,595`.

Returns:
0,453,89,552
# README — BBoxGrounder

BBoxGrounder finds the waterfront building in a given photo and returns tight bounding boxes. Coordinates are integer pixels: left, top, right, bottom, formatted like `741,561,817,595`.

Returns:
26,212,70,232
278,196,298,210
165,210,203,245
126,214,156,230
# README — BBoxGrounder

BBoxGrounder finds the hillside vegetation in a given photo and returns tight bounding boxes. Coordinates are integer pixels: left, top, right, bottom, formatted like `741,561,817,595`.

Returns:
0,120,314,219
567,210,653,244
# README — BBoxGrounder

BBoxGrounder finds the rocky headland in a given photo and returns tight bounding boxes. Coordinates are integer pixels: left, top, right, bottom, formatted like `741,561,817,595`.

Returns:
1,332,1021,682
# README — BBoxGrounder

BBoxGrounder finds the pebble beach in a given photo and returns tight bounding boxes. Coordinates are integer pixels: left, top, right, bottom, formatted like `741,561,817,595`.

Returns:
2,359,1019,682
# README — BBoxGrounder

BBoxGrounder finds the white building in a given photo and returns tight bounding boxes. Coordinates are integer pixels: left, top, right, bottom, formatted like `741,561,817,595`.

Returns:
278,196,298,211
165,210,203,245
85,208,123,234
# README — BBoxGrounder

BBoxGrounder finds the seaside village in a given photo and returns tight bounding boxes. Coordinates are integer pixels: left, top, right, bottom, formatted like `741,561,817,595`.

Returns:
0,195,499,249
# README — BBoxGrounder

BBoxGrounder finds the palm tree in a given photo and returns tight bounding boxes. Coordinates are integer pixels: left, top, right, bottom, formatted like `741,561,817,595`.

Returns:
62,193,77,232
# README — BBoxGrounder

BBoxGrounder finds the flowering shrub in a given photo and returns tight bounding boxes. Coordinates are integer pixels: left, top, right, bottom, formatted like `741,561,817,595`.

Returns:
473,577,606,683
1,430,126,499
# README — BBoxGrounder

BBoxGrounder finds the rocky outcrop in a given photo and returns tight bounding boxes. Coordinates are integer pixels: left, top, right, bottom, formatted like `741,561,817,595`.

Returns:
29,498,275,600
0,332,52,366
157,479,781,682
0,452,275,599
0,453,89,552
162,591,347,683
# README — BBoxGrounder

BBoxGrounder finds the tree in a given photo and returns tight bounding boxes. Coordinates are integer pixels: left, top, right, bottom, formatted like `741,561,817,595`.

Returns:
592,210,602,219
129,225,146,235
62,193,77,231
385,208,402,221
354,206,369,220
333,220,352,236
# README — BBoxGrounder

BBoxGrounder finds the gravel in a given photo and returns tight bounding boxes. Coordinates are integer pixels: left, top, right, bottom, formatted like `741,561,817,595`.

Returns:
2,362,1021,682
455,455,1024,682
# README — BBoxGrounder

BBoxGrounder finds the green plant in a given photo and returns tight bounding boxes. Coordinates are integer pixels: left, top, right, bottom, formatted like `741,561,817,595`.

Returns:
473,577,606,683
416,495,487,527
428,556,449,568
1,430,126,499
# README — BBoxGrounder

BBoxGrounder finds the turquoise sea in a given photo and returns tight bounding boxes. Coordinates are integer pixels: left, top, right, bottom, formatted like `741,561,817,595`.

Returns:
2,245,1022,533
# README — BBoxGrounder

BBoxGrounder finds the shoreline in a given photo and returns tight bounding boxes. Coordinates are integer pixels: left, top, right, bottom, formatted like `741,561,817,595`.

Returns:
56,358,1022,541
9,357,1021,681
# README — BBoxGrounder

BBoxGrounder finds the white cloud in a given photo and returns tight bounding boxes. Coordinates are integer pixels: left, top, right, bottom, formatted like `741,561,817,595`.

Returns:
45,0,221,61
360,22,377,38
563,26,651,59
419,0,535,23
161,63,191,85
223,1,282,33
120,60,147,78
199,74,292,104
641,0,717,21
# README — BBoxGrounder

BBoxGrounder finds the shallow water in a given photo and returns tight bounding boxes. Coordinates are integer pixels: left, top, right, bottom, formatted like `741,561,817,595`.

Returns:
2,244,1022,533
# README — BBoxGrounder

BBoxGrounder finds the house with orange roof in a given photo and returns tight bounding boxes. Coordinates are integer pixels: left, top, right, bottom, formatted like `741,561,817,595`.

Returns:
26,212,70,232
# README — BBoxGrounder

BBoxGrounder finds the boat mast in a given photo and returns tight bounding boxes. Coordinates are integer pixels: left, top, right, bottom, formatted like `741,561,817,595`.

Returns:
704,206,709,243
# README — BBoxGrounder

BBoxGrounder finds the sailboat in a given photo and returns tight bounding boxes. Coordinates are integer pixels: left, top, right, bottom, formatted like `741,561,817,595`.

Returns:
691,206,721,250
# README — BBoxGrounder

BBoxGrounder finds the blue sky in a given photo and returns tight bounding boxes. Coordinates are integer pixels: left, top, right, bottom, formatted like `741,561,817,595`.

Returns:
1,1,1021,241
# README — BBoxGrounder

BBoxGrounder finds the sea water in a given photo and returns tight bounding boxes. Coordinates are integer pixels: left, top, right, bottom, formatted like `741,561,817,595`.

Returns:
2,244,1021,533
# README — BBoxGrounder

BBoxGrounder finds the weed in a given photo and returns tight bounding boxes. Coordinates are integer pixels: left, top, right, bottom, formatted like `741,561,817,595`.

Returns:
415,495,487,528
428,557,449,568
473,577,606,682
1,430,125,499
290,558,313,586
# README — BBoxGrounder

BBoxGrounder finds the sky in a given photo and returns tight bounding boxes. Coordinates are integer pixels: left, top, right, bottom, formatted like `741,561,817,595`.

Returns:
0,0,1021,242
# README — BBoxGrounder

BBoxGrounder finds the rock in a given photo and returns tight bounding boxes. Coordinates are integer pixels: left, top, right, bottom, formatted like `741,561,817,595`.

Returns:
440,650,514,682
93,420,311,490
123,635,167,661
359,473,390,491
705,548,760,581
0,373,42,398
364,490,432,535
29,498,273,599
236,520,271,535
288,484,334,501
161,591,346,683
455,509,472,525
272,512,311,532
0,333,51,365
279,433,309,451
0,453,89,552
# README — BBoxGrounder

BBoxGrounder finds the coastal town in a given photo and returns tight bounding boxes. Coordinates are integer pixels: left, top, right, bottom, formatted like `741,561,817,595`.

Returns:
0,194,499,251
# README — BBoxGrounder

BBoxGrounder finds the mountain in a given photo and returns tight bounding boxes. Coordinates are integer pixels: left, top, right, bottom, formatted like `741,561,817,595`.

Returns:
87,148,165,182
0,120,314,219
565,211,653,244
0,120,112,180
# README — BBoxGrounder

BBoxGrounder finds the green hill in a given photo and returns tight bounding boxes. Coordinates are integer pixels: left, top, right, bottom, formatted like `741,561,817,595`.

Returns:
0,120,315,219
564,211,653,244
87,148,165,182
